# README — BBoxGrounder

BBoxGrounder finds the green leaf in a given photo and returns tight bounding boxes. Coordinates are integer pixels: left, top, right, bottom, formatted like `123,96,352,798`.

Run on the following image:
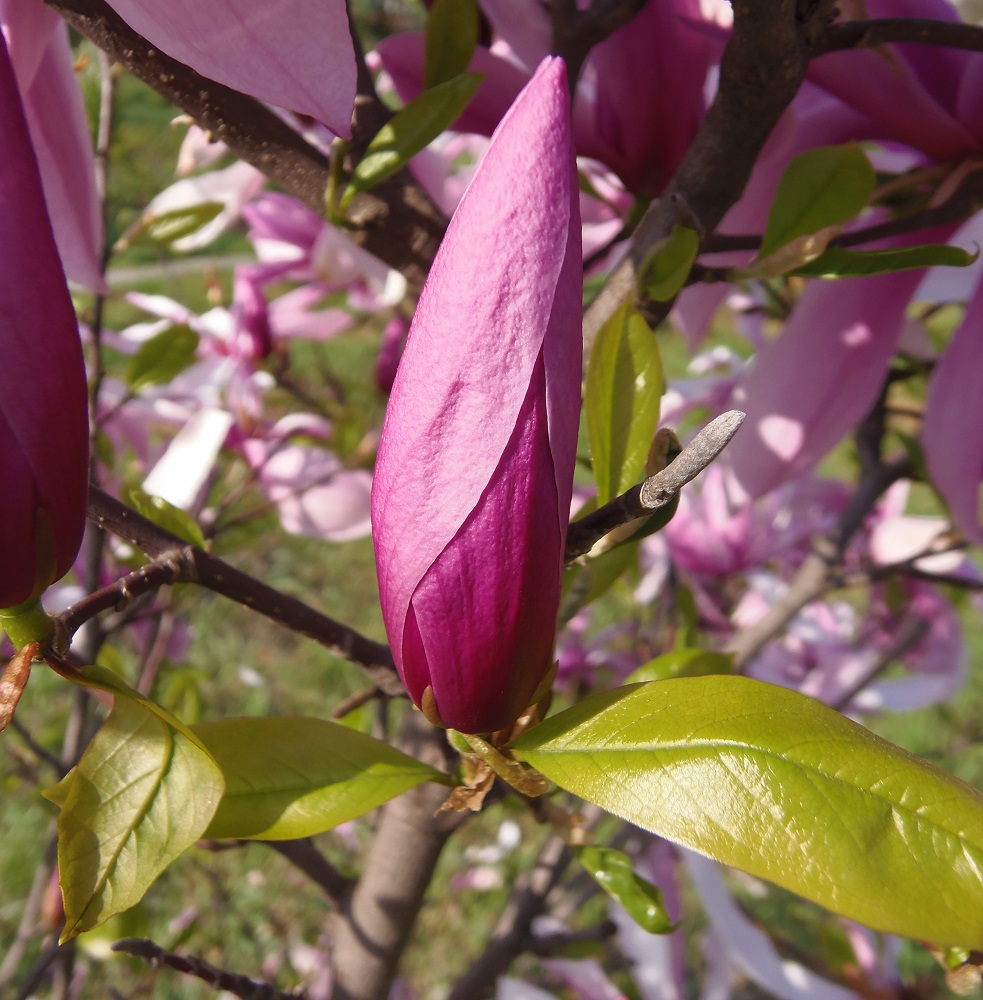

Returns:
510,676,983,948
342,74,482,208
793,243,980,279
639,225,699,301
425,0,478,89
625,649,733,684
759,144,875,258
191,716,451,840
585,299,664,506
124,488,206,548
54,675,223,941
121,202,224,248
573,845,676,934
126,324,200,391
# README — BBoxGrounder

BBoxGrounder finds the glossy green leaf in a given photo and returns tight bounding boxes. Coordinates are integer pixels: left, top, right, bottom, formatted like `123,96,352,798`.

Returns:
573,845,676,934
585,299,663,506
510,675,983,948
425,0,478,89
126,324,200,391
793,243,979,279
639,225,699,301
759,144,874,258
121,202,224,248
625,649,733,684
124,488,206,549
191,716,451,840
342,74,482,208
53,674,223,941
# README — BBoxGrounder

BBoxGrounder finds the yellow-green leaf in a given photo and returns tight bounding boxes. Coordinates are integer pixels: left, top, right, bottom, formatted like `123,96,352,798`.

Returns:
55,686,223,941
585,299,663,506
759,144,874,258
511,676,983,948
192,716,451,840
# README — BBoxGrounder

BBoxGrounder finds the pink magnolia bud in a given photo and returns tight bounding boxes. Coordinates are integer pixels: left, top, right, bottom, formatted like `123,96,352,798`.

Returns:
371,57,582,735
0,32,88,609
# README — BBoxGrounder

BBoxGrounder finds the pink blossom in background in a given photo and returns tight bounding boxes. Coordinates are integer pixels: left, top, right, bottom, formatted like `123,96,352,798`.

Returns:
102,0,356,137
372,57,582,734
715,0,983,540
0,28,88,607
243,192,407,312
375,0,717,197
243,415,373,543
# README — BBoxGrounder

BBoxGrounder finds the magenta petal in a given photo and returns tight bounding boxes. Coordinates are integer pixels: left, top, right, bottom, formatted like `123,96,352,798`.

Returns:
104,0,356,137
0,29,88,606
371,56,582,733
2,4,104,290
923,282,983,544
726,268,926,500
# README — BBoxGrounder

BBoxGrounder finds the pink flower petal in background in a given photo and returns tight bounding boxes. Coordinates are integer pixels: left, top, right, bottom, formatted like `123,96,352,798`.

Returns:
1,1,104,290
138,160,266,252
103,0,356,137
923,278,983,545
726,267,927,501
682,853,859,1000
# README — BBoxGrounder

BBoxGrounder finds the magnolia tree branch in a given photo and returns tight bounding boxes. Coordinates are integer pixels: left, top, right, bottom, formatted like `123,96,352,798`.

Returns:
583,0,838,347
551,0,649,87
726,455,913,669
112,938,300,1000
565,410,746,561
330,712,466,1000
81,487,403,696
812,17,983,57
44,0,446,287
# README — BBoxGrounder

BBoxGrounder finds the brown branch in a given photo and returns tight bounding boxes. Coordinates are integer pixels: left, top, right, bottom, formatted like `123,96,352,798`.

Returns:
329,712,466,1000
551,0,650,88
565,410,745,561
112,938,301,1000
45,0,446,287
83,486,404,697
831,616,932,712
582,0,839,348
812,17,983,59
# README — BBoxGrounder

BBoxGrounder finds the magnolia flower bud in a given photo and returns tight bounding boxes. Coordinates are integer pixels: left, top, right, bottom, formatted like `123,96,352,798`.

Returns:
0,31,88,609
371,56,582,734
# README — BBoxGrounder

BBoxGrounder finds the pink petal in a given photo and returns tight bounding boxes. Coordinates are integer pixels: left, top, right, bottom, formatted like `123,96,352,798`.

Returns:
371,57,581,733
726,267,927,501
923,278,983,544
104,0,356,137
2,3,104,290
0,28,88,605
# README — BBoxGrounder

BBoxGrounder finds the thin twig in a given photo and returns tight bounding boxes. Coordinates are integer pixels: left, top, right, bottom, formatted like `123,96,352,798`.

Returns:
727,455,913,669
812,17,983,58
112,938,303,999
82,487,403,696
565,411,745,561
263,839,354,907
446,834,572,1000
831,617,932,712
